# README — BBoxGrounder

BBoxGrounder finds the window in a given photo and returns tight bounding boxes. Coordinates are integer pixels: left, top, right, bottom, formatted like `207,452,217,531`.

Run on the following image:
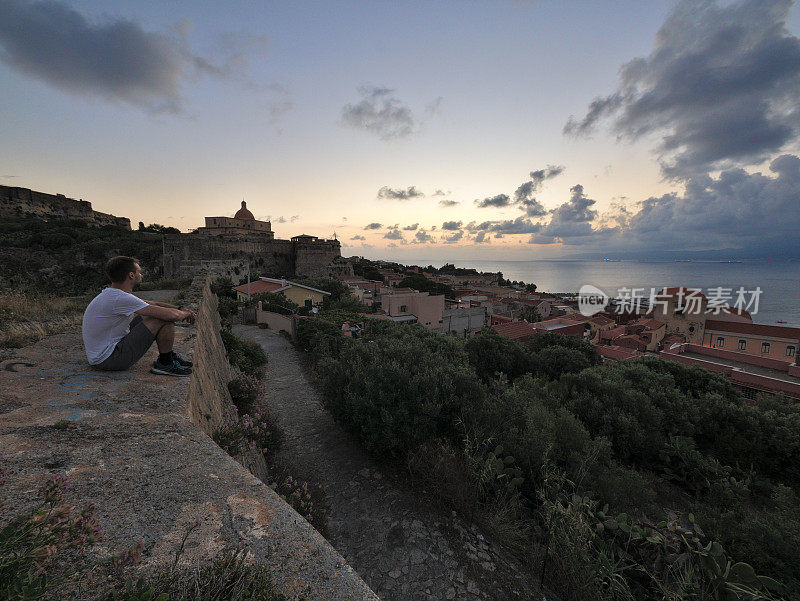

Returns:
738,339,746,350
399,304,408,312
688,325,695,334
716,337,725,348
761,342,771,354
787,346,796,358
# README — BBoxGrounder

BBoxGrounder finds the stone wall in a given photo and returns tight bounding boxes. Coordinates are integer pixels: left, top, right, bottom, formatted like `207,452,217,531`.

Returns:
0,185,131,229
163,233,345,279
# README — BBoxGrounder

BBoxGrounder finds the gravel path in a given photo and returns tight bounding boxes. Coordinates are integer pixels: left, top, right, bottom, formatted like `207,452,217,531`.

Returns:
233,325,538,601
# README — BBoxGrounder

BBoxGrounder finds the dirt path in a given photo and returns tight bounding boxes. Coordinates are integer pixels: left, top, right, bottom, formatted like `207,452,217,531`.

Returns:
233,325,538,601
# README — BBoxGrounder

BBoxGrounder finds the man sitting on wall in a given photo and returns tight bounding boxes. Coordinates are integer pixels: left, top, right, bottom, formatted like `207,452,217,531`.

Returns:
82,256,196,376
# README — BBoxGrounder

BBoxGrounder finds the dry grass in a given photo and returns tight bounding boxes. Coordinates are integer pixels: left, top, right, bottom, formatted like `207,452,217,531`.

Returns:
0,292,87,348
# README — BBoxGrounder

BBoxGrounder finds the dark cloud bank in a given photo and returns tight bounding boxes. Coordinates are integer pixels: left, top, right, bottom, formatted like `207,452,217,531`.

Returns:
0,0,251,113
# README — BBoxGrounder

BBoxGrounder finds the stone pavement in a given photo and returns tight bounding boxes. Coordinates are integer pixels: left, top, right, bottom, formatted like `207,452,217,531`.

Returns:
233,325,539,601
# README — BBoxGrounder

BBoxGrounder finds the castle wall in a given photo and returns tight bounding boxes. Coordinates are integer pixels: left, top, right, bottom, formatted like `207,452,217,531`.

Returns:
0,185,131,229
163,233,345,280
294,240,342,277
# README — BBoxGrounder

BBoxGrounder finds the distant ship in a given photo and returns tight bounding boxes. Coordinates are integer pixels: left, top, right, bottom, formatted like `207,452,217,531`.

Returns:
719,260,742,263
601,258,621,262
675,259,692,262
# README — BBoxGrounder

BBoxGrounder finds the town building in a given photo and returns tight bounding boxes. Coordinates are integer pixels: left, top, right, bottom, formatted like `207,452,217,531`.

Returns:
198,201,274,237
441,306,487,337
233,277,330,307
650,287,708,344
703,320,799,363
660,342,800,400
381,291,445,329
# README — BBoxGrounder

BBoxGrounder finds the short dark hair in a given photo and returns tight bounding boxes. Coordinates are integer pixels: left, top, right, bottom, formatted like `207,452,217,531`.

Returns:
105,256,139,283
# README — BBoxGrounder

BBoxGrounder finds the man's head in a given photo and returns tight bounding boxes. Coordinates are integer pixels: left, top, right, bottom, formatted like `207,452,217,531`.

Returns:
105,256,142,286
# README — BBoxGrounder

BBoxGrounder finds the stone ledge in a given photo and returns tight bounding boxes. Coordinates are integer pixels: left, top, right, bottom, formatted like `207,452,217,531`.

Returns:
0,286,378,600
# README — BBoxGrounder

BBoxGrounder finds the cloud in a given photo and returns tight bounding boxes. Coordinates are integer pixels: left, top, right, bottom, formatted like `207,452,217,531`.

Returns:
432,189,446,196
519,198,548,217
341,86,438,140
0,0,239,113
413,229,434,244
442,220,462,231
290,215,299,222
466,217,542,234
276,216,287,223
475,194,511,208
403,223,419,231
530,165,565,186
384,228,404,240
388,243,398,248
516,156,800,255
439,199,460,207
474,231,490,244
351,235,366,240
377,185,424,200
529,184,598,243
444,230,464,243
364,222,382,230
564,0,800,178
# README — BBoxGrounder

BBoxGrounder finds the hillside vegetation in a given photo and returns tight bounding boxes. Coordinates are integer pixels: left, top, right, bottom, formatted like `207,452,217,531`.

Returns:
0,217,163,295
298,320,797,601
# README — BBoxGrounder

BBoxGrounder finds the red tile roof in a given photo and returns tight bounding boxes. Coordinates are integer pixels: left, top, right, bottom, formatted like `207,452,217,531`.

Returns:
635,318,665,331
588,314,615,326
705,320,800,340
233,280,285,294
599,345,639,361
492,321,537,340
600,326,626,340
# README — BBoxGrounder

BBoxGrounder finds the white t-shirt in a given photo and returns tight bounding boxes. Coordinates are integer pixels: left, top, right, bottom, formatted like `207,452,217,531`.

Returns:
82,288,149,365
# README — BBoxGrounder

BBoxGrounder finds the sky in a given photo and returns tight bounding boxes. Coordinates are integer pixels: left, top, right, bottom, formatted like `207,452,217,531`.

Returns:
2,0,800,261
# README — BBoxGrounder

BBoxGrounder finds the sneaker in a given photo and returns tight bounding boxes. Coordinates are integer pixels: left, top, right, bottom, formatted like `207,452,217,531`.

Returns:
173,353,193,368
150,359,192,377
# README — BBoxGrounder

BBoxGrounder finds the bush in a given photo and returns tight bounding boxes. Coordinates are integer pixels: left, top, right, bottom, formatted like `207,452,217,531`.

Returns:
218,296,239,320
227,374,264,414
465,328,533,383
220,329,267,376
316,324,483,458
212,406,281,461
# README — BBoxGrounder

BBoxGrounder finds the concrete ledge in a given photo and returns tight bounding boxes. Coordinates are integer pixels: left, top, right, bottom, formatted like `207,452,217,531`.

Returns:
0,283,379,601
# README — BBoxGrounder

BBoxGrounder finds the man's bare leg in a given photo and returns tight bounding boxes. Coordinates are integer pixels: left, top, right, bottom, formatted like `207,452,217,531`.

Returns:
140,316,174,354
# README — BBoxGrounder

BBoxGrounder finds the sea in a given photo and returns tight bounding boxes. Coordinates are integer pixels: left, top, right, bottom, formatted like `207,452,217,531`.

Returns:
420,259,800,327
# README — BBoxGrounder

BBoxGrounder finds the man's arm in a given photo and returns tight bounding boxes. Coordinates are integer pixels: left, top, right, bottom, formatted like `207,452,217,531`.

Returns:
136,304,196,324
144,300,179,309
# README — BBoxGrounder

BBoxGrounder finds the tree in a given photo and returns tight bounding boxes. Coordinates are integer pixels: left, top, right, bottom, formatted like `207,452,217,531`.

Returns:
520,305,542,323
398,273,454,298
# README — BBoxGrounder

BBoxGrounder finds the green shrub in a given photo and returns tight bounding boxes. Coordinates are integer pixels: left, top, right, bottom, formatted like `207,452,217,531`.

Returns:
465,328,533,383
316,325,482,458
220,329,267,376
217,296,239,319
227,374,263,414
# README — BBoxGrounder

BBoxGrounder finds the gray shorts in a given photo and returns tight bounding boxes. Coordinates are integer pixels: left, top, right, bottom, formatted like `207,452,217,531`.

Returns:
94,315,156,371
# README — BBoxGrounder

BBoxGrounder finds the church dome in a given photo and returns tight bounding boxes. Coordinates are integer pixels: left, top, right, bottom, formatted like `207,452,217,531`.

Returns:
234,200,255,220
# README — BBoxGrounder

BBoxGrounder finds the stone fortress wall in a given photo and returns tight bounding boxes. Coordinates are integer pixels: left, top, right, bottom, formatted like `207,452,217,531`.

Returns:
0,185,131,229
163,200,352,279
